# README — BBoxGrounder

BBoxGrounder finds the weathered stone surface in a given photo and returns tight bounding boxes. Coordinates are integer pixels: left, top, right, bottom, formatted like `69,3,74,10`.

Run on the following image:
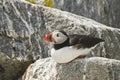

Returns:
85,58,120,80
2,0,49,60
1,0,120,61
40,5,120,60
1,0,120,80
22,57,120,80
0,0,3,27
53,0,120,28
0,53,31,80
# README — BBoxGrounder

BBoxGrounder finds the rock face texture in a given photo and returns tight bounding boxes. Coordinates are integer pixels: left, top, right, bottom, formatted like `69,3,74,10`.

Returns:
0,53,31,80
0,0,2,27
53,0,120,28
22,57,120,80
2,0,49,60
1,0,120,61
27,0,120,28
1,0,120,80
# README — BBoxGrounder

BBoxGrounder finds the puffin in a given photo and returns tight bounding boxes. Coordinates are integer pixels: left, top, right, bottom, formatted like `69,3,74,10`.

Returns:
44,30,104,63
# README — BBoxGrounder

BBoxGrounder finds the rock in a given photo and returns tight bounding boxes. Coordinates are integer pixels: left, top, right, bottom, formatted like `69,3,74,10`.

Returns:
1,0,49,60
53,0,120,28
85,58,120,80
1,0,120,80
0,53,31,80
40,3,120,60
0,0,3,27
22,57,120,80
1,0,120,60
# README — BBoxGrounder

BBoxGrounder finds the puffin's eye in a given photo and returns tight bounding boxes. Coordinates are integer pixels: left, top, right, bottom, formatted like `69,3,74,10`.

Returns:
56,34,59,37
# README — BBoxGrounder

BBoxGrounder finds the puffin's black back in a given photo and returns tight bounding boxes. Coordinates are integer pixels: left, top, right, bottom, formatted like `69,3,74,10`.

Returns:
69,34,104,49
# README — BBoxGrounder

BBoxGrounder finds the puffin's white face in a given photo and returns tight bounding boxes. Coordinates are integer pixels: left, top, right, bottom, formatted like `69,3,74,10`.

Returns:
44,30,68,44
52,31,68,44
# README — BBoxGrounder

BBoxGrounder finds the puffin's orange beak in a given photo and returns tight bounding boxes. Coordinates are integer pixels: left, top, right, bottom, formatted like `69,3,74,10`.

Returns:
44,32,55,43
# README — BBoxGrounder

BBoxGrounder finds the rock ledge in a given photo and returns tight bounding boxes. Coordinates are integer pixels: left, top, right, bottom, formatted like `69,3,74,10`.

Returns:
22,57,120,80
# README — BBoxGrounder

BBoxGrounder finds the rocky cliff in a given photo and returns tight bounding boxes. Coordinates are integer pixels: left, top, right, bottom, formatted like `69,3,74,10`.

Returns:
1,0,120,60
26,0,120,28
1,0,120,80
0,53,31,80
22,57,120,80
53,0,120,28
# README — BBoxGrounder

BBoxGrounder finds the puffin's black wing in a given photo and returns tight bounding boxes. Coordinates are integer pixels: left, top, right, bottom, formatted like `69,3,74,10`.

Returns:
69,34,104,49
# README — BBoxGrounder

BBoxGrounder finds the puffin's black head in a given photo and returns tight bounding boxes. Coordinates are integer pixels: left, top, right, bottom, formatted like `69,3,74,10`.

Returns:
44,30,68,44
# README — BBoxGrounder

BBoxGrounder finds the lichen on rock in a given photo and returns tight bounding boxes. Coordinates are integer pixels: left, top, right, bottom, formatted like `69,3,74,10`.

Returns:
22,57,120,80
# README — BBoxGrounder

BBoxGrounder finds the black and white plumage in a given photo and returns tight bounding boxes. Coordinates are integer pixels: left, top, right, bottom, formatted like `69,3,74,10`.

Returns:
44,30,104,63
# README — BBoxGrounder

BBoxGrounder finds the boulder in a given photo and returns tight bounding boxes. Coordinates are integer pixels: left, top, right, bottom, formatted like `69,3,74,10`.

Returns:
1,0,120,60
22,57,120,80
1,0,49,60
0,53,31,80
53,0,120,28
40,2,120,60
1,0,120,80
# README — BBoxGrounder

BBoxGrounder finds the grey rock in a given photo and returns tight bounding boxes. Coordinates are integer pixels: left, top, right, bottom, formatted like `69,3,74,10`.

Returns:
53,0,120,28
1,0,120,80
1,0,49,60
0,0,3,28
1,0,120,61
85,58,120,80
40,4,120,60
22,57,120,80
0,53,31,80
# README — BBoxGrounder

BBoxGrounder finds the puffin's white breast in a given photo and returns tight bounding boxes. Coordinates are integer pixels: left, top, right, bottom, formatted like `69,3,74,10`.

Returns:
51,46,90,63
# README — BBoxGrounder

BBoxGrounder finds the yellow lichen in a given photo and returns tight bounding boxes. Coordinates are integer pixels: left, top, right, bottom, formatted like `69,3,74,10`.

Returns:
26,0,36,4
25,0,55,8
45,0,55,8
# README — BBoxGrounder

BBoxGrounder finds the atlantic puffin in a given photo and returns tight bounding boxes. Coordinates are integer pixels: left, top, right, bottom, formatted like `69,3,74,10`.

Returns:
44,30,104,63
